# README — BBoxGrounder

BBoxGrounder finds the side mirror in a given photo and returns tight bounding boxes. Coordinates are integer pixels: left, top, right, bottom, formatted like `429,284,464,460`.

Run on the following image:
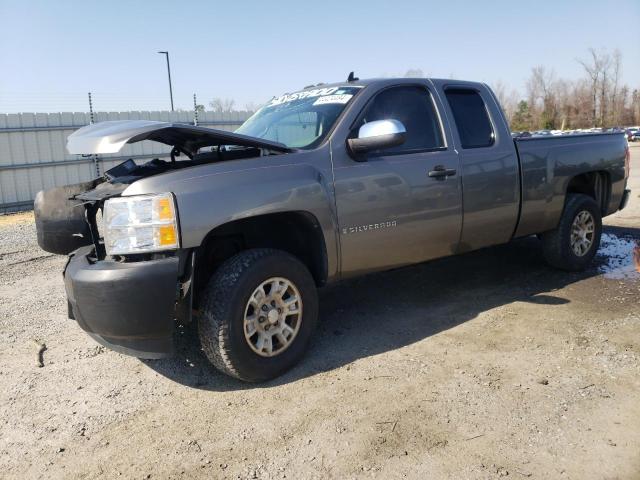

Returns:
347,119,406,158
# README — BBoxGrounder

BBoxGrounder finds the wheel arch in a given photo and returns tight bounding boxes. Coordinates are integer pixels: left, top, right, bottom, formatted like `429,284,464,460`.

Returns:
193,210,329,308
564,170,611,215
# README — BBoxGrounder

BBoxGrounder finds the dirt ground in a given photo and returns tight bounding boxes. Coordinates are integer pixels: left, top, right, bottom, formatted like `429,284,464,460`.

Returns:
1,147,639,480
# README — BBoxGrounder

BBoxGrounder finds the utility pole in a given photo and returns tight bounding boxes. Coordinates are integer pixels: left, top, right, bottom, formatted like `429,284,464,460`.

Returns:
193,93,198,126
157,51,174,111
88,92,95,124
87,92,100,176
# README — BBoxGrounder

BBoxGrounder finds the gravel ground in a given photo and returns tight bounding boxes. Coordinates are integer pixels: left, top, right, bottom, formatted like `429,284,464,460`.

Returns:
0,149,639,479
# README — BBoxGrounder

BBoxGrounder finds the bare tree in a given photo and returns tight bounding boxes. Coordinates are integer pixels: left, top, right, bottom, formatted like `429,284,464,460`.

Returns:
243,101,261,112
503,49,638,128
578,48,609,126
609,49,622,125
599,54,613,126
568,79,594,128
492,80,519,124
526,66,559,129
404,68,425,78
631,89,640,126
209,97,236,113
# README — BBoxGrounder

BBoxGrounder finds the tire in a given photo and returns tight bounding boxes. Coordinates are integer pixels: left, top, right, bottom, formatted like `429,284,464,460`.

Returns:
540,193,602,271
198,248,318,382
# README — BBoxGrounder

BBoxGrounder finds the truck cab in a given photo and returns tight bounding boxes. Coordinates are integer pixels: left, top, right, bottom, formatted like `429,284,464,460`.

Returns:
330,79,520,275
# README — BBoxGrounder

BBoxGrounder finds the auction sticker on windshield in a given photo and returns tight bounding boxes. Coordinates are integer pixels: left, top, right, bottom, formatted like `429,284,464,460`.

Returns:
313,94,353,105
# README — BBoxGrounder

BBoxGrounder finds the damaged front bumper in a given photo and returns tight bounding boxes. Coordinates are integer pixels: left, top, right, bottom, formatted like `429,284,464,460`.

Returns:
36,178,193,359
64,245,188,359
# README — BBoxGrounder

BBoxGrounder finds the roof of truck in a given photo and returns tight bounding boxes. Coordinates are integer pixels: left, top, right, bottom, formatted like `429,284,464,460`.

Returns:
294,77,484,92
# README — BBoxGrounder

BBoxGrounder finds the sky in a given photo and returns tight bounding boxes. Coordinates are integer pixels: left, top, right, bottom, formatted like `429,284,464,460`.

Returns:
0,0,639,113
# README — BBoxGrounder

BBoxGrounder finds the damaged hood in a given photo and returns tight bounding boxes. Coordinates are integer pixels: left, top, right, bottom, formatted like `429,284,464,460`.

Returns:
66,120,291,156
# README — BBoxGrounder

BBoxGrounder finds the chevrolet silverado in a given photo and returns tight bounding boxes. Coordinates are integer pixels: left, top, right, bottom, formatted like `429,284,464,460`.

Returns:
34,77,631,381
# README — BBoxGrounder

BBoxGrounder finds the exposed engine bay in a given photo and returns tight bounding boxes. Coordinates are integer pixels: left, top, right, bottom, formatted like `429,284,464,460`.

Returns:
34,120,293,257
35,147,273,256
101,146,264,184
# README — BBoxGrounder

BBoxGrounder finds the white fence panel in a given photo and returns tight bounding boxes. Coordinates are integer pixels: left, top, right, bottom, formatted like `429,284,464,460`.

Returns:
0,110,252,212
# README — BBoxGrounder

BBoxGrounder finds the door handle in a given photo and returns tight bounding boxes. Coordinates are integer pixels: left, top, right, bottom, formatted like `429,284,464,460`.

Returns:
428,165,456,178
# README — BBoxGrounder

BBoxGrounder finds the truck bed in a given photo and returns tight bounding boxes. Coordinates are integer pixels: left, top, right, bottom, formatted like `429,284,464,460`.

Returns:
513,132,628,238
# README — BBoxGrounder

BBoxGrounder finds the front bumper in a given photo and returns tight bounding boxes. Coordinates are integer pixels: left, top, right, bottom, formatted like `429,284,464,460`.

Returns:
64,246,180,359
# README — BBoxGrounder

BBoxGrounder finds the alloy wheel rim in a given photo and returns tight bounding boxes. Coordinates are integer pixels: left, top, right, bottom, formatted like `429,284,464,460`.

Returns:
243,277,303,357
570,210,595,257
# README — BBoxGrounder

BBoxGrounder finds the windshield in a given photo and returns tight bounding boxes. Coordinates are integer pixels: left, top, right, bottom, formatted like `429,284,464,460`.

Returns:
236,85,362,149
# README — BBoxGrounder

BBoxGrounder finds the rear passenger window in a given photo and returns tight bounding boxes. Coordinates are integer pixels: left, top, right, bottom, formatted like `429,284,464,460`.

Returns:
445,89,494,148
357,86,444,154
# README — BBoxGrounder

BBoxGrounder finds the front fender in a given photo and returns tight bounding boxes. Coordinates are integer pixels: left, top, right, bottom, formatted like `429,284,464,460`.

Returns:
122,153,340,280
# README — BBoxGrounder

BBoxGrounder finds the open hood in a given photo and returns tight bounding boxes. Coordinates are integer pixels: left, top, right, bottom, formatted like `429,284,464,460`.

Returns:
66,120,291,156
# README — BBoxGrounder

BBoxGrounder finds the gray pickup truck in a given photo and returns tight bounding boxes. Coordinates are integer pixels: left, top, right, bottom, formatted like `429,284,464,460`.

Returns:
34,77,631,382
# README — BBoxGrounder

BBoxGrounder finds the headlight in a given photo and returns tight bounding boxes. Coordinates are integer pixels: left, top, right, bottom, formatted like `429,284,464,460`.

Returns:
103,193,180,255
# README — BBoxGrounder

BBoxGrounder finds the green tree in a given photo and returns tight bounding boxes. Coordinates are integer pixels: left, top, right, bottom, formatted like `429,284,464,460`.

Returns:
511,100,532,131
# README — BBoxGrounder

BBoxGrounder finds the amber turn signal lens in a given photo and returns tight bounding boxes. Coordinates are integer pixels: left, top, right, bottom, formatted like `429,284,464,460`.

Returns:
156,197,174,221
158,225,177,246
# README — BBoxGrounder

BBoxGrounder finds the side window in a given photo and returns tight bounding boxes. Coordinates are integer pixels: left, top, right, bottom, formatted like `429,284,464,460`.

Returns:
444,89,494,148
358,86,444,154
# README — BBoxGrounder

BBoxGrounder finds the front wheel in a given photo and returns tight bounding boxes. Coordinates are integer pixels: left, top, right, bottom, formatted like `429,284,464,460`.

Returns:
198,249,318,382
540,193,602,271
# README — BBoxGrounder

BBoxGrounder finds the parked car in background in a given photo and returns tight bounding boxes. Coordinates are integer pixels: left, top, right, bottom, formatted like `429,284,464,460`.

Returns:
625,127,639,141
532,129,552,136
511,131,532,138
631,130,640,142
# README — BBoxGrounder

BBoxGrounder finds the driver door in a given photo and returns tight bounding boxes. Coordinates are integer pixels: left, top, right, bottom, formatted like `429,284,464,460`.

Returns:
331,84,462,276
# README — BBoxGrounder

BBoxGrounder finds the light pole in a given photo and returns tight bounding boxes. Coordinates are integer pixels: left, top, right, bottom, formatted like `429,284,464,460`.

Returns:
157,51,174,111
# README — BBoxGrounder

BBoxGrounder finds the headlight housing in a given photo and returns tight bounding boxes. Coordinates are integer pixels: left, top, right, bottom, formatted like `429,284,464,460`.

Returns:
103,193,180,255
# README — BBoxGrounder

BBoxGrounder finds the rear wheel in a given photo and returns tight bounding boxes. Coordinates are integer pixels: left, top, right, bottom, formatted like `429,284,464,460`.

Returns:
198,248,318,382
540,194,602,271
